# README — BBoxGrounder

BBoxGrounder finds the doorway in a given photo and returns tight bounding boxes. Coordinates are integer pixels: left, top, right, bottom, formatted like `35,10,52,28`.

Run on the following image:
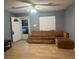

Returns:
11,17,30,42
21,17,30,40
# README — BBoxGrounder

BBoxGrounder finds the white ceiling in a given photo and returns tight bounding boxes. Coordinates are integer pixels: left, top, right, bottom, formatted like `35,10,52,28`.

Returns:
5,0,74,13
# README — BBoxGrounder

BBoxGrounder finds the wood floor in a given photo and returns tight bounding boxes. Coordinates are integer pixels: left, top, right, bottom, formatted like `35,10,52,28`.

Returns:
4,40,75,59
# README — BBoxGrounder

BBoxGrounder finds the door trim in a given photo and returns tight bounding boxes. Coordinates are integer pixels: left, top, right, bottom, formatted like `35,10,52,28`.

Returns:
10,17,13,43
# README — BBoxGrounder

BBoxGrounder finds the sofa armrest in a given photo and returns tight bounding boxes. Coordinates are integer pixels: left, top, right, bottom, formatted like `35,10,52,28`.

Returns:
28,32,32,37
63,32,69,38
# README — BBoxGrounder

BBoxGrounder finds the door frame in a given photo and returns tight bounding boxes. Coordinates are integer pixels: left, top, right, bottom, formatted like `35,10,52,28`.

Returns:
10,17,13,43
10,16,30,42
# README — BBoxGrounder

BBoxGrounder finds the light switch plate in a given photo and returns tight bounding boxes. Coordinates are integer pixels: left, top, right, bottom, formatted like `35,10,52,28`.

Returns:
33,24,37,27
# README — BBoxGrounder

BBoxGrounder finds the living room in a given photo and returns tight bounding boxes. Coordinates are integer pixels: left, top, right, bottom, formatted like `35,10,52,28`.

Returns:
4,0,75,59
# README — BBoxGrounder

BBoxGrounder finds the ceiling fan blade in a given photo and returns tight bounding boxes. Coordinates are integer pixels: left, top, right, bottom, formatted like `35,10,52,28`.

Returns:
18,0,32,4
35,3,61,6
12,6,28,9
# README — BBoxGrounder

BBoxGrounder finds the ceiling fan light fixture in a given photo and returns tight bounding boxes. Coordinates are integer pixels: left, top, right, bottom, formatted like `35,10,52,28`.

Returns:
30,8,37,13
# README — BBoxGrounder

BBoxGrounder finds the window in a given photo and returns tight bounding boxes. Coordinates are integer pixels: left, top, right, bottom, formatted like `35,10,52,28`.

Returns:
39,16,56,31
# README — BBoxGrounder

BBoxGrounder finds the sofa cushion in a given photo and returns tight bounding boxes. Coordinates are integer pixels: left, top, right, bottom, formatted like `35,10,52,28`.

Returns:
40,31,53,37
54,30,63,37
29,37,41,40
41,36,54,40
30,31,53,37
30,31,42,36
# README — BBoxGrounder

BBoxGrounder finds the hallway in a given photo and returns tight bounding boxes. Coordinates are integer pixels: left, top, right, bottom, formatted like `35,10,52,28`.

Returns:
5,40,74,59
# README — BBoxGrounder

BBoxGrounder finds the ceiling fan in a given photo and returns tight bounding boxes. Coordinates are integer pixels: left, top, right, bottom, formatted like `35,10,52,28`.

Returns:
12,0,61,9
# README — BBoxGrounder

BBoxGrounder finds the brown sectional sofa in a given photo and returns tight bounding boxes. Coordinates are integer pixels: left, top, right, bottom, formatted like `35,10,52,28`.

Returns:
28,30,69,44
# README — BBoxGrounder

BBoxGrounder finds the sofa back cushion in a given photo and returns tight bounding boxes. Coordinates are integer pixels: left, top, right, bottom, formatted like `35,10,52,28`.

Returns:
30,31,41,36
30,31,54,37
54,30,63,37
40,31,53,37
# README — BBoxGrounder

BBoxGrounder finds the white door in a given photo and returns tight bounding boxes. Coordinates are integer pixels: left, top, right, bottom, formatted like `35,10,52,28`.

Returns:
39,16,56,31
11,17,22,42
